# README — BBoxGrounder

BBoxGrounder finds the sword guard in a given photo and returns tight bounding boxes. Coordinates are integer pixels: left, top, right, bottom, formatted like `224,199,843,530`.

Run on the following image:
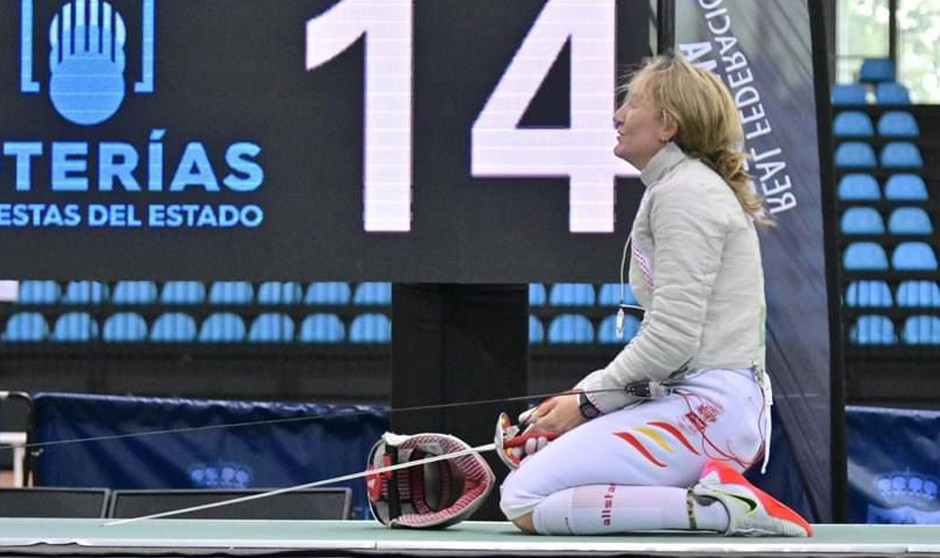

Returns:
494,411,559,470
495,412,521,470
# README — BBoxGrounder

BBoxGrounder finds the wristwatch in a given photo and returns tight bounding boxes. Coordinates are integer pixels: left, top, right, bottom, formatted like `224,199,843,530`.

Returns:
577,392,602,420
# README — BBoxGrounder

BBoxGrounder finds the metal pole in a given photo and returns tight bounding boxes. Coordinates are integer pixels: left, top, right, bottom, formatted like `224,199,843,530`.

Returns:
657,0,676,54
888,0,897,69
809,0,848,524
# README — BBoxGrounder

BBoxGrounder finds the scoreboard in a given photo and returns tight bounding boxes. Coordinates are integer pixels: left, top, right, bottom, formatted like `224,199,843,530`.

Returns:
0,0,650,282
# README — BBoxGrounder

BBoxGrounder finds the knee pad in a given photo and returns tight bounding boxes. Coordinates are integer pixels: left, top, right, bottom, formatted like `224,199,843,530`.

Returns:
498,471,542,520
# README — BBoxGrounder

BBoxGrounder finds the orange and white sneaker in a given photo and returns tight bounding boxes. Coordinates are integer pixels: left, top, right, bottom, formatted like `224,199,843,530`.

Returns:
691,461,813,537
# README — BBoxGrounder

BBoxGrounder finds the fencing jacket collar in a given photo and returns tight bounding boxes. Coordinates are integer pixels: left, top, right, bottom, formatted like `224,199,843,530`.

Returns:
640,142,686,189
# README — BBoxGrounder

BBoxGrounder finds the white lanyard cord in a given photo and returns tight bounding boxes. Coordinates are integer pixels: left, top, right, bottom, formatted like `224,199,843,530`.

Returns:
617,234,644,338
757,368,773,474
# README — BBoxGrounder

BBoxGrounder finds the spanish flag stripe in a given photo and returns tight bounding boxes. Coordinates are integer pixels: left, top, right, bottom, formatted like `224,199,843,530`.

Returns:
633,426,673,453
648,421,700,455
614,432,667,468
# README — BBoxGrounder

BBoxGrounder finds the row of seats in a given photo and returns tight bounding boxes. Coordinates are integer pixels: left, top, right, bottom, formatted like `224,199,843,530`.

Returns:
14,281,391,306
844,242,938,270
841,207,934,235
846,280,940,308
834,110,919,137
0,312,391,343
15,281,645,308
1,310,646,346
529,314,640,344
839,173,928,201
835,141,923,168
832,82,912,106
851,315,940,345
529,283,638,306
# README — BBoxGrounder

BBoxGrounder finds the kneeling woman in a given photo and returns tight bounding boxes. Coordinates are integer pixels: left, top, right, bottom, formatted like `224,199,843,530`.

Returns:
500,53,811,538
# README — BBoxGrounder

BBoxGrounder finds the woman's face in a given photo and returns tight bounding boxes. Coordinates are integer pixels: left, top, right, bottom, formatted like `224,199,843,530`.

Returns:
613,86,673,169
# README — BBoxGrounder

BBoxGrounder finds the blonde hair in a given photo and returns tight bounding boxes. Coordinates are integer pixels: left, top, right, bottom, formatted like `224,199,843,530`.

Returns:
624,52,773,226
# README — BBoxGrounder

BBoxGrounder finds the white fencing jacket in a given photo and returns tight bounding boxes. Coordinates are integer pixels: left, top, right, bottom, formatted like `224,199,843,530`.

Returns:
580,142,767,414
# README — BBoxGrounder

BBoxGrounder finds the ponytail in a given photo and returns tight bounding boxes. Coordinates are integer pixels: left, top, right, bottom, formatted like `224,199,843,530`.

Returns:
709,149,774,227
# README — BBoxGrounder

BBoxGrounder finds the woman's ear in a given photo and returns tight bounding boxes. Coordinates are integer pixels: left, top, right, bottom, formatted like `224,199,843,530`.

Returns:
660,111,678,143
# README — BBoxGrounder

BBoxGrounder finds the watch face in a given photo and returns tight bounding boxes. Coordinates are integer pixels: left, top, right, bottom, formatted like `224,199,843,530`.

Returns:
578,393,599,418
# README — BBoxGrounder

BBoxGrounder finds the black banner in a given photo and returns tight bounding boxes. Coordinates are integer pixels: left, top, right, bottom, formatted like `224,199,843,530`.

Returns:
676,0,834,521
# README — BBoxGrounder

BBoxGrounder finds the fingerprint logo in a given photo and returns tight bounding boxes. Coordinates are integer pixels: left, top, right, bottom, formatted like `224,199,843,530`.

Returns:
19,0,155,125
49,0,127,125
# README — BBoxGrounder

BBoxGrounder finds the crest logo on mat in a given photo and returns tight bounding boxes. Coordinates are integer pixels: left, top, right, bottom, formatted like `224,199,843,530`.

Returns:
875,472,938,506
188,462,254,489
866,472,940,524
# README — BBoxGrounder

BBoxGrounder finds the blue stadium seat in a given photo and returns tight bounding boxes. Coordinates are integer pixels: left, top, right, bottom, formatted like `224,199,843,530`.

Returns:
597,314,640,343
349,313,391,343
875,82,911,105
837,174,880,201
850,315,897,345
833,111,874,137
150,313,197,343
16,281,61,305
834,142,877,168
843,242,889,270
528,315,544,344
353,282,391,305
884,174,928,201
902,315,940,345
256,282,303,305
892,242,938,270
859,58,896,83
845,280,893,308
247,313,295,343
51,312,98,342
877,111,919,137
198,313,246,343
831,84,867,105
597,283,639,306
529,284,546,306
2,312,49,342
549,283,596,306
547,314,593,344
896,281,940,308
299,314,345,343
62,281,108,304
840,207,884,235
209,281,254,305
160,281,206,305
881,142,923,168
111,281,158,305
304,282,351,305
102,313,148,342
888,207,933,235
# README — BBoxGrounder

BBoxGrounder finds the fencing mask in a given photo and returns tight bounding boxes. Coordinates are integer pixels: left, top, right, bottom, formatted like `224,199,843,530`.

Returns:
366,432,495,528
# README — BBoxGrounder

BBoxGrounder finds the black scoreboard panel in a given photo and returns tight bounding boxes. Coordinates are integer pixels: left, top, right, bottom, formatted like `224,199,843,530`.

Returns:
0,0,649,282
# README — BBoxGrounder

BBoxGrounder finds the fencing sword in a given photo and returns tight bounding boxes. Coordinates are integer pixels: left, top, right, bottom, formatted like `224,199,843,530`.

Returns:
102,403,568,527
103,392,602,527
103,442,498,527
44,387,632,527
2,388,629,454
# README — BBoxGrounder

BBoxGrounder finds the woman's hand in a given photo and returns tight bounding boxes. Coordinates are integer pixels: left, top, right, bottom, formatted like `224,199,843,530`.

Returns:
531,393,586,436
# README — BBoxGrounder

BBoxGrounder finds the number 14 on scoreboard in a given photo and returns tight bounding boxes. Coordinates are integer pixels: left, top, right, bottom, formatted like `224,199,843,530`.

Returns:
306,0,637,233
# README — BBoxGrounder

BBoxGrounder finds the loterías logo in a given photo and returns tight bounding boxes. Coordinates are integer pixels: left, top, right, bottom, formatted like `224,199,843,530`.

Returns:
20,0,155,125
